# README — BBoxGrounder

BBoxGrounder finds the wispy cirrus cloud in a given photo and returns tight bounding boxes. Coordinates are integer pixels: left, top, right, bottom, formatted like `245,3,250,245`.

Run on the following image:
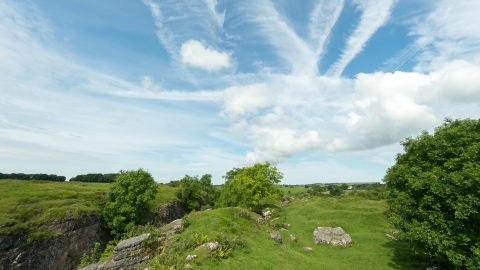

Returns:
327,0,396,77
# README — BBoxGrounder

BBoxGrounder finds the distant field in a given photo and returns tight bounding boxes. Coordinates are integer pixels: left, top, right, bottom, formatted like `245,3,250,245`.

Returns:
0,180,177,239
146,196,428,269
279,186,308,194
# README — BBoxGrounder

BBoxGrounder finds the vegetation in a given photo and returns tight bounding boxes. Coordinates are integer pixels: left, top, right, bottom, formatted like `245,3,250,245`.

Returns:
175,175,205,212
69,173,118,183
384,118,480,269
216,162,283,212
103,169,158,237
0,180,109,242
0,173,65,182
139,196,433,269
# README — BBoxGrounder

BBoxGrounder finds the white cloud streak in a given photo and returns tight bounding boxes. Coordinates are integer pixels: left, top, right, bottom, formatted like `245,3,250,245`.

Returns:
204,0,225,27
327,0,396,77
308,0,344,59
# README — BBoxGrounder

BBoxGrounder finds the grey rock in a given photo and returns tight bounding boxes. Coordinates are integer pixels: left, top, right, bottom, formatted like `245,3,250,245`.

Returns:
303,247,313,251
149,201,186,227
186,255,197,260
269,231,282,244
313,227,352,247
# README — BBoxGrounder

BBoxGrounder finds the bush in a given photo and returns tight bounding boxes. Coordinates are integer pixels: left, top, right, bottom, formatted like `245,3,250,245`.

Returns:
329,186,343,196
102,169,158,237
176,175,204,212
69,173,117,183
216,162,282,212
384,118,480,269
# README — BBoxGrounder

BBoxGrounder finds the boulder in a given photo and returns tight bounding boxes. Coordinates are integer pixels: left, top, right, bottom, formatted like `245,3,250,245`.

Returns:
313,227,352,247
269,231,282,244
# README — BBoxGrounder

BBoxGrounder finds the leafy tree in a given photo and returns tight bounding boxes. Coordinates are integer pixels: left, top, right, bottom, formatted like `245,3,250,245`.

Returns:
384,118,480,269
312,184,325,194
216,162,283,212
341,183,348,190
176,175,204,211
102,169,158,237
329,186,343,196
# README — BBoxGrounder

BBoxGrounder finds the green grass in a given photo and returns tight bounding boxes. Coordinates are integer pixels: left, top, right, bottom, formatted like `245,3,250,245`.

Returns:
0,180,178,241
279,186,308,194
146,195,431,269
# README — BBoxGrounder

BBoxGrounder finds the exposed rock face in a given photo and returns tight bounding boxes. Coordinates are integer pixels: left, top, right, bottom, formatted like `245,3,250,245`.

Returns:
149,201,186,227
313,227,352,247
81,219,183,270
0,214,109,270
80,234,151,270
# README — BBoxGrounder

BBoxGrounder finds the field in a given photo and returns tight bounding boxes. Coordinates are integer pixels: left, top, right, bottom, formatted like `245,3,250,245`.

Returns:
0,180,177,239
279,186,308,194
146,195,431,270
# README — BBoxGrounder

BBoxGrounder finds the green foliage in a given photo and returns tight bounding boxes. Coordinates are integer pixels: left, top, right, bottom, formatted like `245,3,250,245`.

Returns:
0,173,65,182
329,186,343,196
69,173,117,183
384,118,480,269
176,175,205,211
103,169,158,237
340,183,348,190
349,186,386,200
216,162,283,212
78,242,101,268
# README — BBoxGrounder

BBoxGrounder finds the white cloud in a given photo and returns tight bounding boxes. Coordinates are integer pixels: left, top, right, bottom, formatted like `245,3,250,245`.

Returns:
308,0,344,58
204,0,225,27
180,40,232,72
329,60,480,151
221,83,274,118
327,0,396,77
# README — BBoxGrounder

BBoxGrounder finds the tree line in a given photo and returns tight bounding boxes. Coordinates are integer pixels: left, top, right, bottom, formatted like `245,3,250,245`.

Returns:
0,173,66,182
69,173,118,183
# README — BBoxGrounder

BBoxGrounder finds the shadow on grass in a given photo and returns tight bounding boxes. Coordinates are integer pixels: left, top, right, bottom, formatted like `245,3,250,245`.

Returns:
382,240,450,270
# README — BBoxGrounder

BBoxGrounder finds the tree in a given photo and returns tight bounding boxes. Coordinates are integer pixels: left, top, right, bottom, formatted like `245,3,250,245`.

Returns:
102,169,158,237
176,175,204,212
329,186,343,196
384,118,480,269
216,162,283,212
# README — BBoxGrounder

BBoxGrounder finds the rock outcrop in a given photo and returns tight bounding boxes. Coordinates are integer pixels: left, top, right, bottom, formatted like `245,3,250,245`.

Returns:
80,234,151,270
149,201,186,227
313,227,352,247
0,214,109,270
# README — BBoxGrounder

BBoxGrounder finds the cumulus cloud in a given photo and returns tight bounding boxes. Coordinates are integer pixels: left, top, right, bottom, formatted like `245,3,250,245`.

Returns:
180,40,232,72
329,60,480,151
221,83,275,119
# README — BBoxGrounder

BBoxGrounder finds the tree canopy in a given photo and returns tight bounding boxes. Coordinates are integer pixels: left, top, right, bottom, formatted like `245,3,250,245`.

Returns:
217,162,283,212
384,118,480,269
102,169,158,237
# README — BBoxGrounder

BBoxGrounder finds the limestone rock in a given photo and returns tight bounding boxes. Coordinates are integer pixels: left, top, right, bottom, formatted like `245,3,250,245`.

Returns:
269,231,282,244
313,227,352,247
185,264,193,269
186,255,197,260
205,242,219,251
303,247,313,251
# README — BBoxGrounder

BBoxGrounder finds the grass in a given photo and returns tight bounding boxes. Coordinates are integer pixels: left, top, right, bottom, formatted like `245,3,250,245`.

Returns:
0,180,178,242
143,195,432,269
279,186,308,195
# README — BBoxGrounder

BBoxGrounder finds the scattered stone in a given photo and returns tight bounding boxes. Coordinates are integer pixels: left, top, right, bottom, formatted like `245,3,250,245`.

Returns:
290,234,297,243
185,264,193,269
426,267,438,270
385,233,398,241
257,217,265,224
279,228,288,231
186,255,197,260
269,231,282,244
262,210,272,221
313,227,352,247
303,247,313,251
205,241,219,251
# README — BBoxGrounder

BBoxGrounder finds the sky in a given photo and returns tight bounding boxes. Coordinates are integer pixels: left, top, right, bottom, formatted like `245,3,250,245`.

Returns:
1,0,480,184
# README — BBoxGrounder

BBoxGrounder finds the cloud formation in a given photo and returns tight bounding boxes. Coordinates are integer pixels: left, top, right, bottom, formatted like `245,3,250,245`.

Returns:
180,40,232,72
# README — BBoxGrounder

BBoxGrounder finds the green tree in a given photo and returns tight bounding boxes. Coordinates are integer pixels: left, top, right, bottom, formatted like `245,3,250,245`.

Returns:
103,169,158,237
176,175,204,212
329,186,343,196
384,118,480,269
216,162,283,212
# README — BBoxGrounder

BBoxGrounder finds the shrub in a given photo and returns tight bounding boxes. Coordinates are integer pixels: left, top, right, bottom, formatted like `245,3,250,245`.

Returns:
384,118,480,269
102,169,158,237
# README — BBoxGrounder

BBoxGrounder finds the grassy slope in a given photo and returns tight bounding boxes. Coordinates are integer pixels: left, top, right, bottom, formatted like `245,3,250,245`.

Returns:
150,196,422,270
0,180,177,236
279,187,308,194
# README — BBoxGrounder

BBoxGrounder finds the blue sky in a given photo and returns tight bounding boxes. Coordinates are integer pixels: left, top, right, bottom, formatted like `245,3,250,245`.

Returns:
1,0,480,184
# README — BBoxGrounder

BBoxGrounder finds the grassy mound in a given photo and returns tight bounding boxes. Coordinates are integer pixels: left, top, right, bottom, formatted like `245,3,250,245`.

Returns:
147,196,429,269
0,180,177,242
